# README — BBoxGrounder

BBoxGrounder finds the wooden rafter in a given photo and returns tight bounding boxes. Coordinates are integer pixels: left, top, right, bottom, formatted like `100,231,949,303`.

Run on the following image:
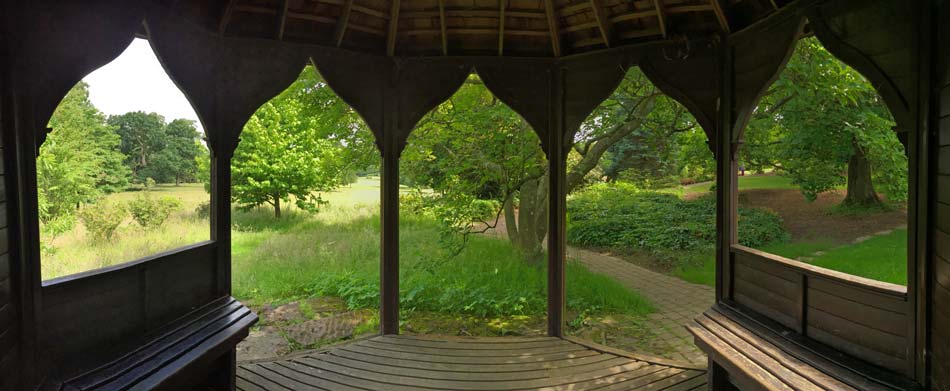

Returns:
710,0,730,33
498,0,506,56
543,0,561,56
335,0,354,46
218,0,237,35
652,0,667,38
439,0,448,55
387,0,401,56
402,9,543,19
588,0,612,47
275,0,289,40
768,0,779,10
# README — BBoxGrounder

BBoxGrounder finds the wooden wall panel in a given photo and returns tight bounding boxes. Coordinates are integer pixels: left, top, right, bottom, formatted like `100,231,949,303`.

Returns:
730,246,912,375
0,129,16,391
933,72,950,391
39,243,218,380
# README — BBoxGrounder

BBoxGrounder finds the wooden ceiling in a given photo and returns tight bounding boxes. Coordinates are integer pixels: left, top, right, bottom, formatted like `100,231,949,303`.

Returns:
167,0,792,57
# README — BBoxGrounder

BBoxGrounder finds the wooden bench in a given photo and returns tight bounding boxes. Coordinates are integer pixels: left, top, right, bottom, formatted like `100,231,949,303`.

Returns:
688,305,919,391
59,296,257,391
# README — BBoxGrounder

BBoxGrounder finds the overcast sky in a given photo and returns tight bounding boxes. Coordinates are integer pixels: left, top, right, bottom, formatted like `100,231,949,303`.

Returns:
83,38,205,134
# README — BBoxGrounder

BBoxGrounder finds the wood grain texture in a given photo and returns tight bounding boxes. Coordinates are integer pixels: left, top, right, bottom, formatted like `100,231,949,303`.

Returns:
690,307,905,391
237,335,706,390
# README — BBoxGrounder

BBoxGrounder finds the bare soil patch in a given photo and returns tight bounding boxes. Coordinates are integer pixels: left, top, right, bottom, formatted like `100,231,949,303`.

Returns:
736,189,906,244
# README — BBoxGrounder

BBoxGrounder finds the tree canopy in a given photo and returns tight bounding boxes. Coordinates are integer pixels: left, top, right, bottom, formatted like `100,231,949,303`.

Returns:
230,66,377,218
109,111,203,185
741,37,906,206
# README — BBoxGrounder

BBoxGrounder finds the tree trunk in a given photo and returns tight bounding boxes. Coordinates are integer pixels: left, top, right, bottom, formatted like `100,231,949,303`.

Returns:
274,195,282,218
843,142,880,207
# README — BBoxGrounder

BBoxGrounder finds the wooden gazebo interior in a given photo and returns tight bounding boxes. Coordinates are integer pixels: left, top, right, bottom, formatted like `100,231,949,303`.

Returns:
1,0,949,390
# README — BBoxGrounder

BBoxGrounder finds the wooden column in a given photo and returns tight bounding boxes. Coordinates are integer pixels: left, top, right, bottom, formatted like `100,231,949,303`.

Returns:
380,87,400,335
547,67,566,337
715,38,737,303
210,146,234,296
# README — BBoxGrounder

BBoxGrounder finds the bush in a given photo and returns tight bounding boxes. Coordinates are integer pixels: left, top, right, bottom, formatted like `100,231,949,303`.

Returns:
78,203,126,241
127,193,182,229
470,199,501,221
567,182,788,253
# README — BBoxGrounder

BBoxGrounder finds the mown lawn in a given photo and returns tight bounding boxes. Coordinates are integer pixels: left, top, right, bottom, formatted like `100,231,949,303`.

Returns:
672,230,906,286
684,175,799,194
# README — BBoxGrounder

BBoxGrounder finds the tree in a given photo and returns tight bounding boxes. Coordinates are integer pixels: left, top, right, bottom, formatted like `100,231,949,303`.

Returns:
402,70,692,258
109,111,166,182
159,119,202,184
39,81,129,227
742,37,906,206
231,66,377,218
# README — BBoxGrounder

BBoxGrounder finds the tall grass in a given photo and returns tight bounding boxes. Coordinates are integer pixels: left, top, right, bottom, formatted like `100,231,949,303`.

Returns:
42,182,653,318
233,204,653,317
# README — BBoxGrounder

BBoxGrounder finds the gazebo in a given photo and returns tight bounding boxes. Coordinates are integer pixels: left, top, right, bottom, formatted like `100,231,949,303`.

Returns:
0,0,947,389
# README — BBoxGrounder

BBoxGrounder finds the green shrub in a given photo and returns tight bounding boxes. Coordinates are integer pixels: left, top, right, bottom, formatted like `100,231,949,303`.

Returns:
127,193,182,229
567,182,788,253
78,203,126,241
470,199,501,221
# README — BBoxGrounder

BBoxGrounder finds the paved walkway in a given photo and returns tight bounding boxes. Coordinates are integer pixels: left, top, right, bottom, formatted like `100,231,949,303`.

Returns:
568,246,713,365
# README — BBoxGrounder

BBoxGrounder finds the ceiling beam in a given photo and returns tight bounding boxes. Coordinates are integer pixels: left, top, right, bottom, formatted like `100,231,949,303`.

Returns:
218,0,237,35
589,0,612,47
387,0,401,56
710,0,730,33
439,0,448,55
335,0,354,46
275,0,289,40
768,0,780,10
652,0,667,38
543,0,561,56
498,0,506,56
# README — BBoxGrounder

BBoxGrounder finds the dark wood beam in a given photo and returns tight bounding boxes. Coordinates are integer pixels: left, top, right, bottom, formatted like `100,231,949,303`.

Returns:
547,68,566,337
387,0,401,56
543,0,561,56
497,0,506,56
439,0,448,55
589,0,612,47
335,0,354,46
218,0,237,35
653,0,667,38
710,0,730,33
275,0,289,40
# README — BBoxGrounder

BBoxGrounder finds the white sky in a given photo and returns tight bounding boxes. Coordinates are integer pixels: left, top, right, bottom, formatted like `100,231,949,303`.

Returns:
83,38,205,134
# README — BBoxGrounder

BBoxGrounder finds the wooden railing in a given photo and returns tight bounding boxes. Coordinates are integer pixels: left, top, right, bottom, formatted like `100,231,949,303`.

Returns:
729,245,912,376
40,241,221,375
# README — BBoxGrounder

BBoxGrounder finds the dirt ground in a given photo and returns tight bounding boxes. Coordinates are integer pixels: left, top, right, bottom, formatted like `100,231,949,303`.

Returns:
737,189,907,244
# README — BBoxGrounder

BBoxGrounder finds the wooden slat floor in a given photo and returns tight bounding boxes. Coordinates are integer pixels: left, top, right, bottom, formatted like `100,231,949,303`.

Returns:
237,334,707,390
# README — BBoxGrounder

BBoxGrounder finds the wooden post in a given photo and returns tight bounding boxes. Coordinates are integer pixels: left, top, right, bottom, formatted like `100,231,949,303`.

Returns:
715,37,736,303
210,146,234,296
380,86,400,335
547,66,566,337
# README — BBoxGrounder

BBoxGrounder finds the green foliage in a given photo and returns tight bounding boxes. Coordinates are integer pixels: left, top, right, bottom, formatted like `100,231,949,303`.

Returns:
567,182,789,253
127,192,182,229
231,66,378,218
232,203,653,318
78,203,126,242
742,37,906,203
39,82,130,226
109,112,203,184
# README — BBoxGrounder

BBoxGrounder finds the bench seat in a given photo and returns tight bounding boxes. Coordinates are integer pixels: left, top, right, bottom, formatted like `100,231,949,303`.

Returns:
61,296,257,391
688,305,917,391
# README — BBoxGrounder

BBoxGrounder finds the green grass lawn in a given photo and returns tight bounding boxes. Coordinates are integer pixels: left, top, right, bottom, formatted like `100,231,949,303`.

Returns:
42,179,653,321
672,230,907,287
684,175,799,194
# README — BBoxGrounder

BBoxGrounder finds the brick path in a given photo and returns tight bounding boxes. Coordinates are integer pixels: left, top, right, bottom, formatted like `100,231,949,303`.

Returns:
568,246,713,365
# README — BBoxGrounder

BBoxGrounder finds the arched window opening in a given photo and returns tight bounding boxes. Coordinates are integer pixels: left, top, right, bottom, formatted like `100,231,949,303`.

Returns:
229,64,381,360
40,38,210,281
564,66,715,365
738,36,908,287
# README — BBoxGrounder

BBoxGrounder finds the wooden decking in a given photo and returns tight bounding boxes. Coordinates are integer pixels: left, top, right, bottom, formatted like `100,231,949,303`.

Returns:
236,334,707,390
